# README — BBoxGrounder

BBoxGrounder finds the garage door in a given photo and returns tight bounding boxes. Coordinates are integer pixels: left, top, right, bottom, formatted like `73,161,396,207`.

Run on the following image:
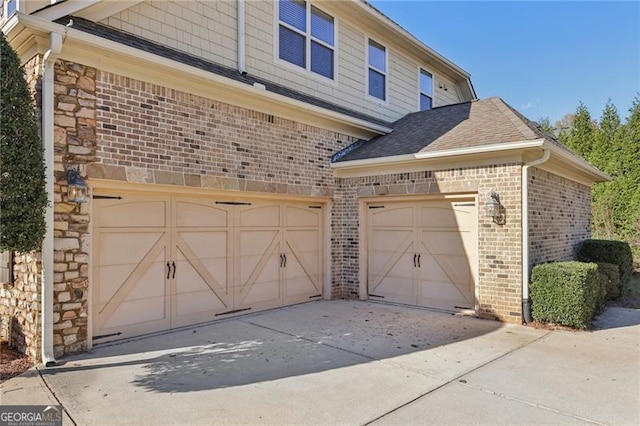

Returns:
367,198,477,312
92,192,323,343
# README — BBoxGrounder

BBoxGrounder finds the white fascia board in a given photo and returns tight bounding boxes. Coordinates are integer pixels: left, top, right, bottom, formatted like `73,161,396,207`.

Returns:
14,13,392,136
353,0,471,81
33,0,102,20
543,142,611,182
413,139,545,160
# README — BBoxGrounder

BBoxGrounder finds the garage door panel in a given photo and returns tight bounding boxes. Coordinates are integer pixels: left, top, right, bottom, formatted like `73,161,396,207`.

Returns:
285,205,321,227
236,255,281,309
174,200,230,228
97,232,166,267
96,200,167,228
370,205,414,228
237,204,280,227
419,279,475,310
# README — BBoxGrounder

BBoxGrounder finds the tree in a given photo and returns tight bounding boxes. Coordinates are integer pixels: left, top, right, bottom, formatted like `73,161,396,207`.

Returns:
537,116,554,134
564,102,596,159
0,31,47,252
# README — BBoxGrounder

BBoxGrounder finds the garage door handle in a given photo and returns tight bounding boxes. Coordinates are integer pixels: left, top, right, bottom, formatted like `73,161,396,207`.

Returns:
283,254,287,268
172,261,176,279
166,262,171,279
417,254,421,268
413,253,417,267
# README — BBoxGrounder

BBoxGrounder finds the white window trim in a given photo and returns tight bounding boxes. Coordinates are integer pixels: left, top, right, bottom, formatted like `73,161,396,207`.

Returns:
274,0,338,84
365,36,388,105
418,67,434,111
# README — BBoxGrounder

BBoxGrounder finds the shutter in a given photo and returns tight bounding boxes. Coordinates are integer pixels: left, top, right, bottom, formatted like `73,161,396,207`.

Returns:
0,251,13,284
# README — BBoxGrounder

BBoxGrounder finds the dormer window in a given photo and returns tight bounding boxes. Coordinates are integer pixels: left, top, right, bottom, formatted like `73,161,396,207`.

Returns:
420,69,433,111
278,0,335,80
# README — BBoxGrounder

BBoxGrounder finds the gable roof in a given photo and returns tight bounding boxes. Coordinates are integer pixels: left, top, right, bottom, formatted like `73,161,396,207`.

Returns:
333,97,569,162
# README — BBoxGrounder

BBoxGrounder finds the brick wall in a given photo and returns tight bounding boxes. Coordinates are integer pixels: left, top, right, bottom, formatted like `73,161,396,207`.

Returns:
336,164,524,322
528,168,592,267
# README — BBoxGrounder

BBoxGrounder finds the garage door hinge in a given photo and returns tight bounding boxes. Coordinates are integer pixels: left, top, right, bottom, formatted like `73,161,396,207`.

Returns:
215,307,252,316
368,294,385,298
454,203,475,207
309,294,322,299
92,332,122,340
215,201,252,206
93,195,123,200
368,206,385,209
308,206,322,209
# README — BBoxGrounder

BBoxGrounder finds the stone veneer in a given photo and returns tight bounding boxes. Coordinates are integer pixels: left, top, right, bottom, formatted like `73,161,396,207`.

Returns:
335,164,524,322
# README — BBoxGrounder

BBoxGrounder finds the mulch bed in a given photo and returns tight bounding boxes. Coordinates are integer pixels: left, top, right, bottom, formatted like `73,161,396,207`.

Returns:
0,340,34,383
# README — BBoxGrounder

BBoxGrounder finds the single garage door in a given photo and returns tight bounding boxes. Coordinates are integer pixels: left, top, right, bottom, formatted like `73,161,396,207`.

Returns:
367,198,477,312
92,191,323,343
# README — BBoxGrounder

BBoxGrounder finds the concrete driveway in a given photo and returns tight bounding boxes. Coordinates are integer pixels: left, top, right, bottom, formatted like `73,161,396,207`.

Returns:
2,301,639,425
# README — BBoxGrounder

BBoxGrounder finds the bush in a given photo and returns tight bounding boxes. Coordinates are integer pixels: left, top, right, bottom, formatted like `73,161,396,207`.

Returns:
530,261,600,329
577,239,633,286
597,262,621,301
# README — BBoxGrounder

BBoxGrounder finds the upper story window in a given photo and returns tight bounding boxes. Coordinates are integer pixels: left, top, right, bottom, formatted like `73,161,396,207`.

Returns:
368,39,386,101
420,69,433,111
278,0,335,80
1,0,17,19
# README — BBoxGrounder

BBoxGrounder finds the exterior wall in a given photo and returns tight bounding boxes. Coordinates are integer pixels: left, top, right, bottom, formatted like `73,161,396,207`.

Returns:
0,55,43,360
101,0,465,124
336,164,524,323
528,168,592,267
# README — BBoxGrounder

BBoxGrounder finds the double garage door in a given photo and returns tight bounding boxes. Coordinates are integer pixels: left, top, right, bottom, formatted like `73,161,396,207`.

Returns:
367,198,478,312
92,191,323,343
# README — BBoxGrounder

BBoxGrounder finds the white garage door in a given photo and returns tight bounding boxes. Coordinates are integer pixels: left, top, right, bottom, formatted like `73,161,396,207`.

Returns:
367,198,477,312
92,192,323,343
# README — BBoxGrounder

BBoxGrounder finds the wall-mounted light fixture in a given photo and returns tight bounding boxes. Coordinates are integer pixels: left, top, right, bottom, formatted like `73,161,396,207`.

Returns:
66,167,88,203
485,190,505,225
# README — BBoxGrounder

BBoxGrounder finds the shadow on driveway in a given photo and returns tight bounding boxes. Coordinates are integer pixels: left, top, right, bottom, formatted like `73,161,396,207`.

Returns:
42,301,507,393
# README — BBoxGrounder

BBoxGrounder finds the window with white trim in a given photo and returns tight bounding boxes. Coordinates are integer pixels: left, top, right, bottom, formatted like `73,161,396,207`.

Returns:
278,0,335,79
368,39,386,101
420,69,433,111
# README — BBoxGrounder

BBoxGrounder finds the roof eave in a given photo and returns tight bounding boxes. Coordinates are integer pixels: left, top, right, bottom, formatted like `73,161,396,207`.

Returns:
5,13,392,137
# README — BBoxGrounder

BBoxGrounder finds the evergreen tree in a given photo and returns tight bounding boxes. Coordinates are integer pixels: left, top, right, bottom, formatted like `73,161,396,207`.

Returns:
0,31,47,252
537,116,554,134
564,102,596,159
592,100,621,172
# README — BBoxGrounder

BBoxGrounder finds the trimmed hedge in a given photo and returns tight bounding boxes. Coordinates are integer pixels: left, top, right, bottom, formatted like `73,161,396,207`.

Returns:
530,261,600,329
597,262,621,301
577,239,633,286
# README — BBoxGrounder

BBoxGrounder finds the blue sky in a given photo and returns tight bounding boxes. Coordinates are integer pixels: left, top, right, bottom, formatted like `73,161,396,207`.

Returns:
370,1,640,125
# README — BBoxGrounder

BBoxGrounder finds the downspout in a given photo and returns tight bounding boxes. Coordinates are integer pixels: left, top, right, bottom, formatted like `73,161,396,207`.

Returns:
521,148,551,323
237,0,246,75
41,31,63,367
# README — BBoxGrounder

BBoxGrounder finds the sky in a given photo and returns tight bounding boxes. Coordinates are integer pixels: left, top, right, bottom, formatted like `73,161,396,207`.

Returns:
370,0,640,125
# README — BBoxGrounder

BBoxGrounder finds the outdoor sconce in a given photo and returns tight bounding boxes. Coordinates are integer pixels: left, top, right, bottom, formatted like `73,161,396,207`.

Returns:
67,167,88,203
485,191,505,225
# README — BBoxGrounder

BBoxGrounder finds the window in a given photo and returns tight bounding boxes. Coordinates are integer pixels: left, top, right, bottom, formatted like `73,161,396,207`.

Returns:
278,0,335,79
0,251,13,285
368,39,386,101
420,69,433,111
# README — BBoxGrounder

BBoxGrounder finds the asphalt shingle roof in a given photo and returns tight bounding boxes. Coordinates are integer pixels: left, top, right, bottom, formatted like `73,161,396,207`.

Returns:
333,97,571,162
59,16,392,129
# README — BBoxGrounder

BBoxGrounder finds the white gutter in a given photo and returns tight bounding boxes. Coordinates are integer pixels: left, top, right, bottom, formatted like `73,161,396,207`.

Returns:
41,31,63,367
13,13,392,135
237,0,246,75
521,149,551,323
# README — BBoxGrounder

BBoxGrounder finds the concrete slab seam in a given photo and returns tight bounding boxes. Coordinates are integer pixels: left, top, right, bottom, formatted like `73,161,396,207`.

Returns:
36,366,78,426
240,318,379,361
457,381,606,425
365,329,553,425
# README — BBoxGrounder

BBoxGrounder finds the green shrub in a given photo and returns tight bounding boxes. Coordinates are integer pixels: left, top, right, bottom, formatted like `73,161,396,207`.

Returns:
597,262,621,301
577,239,633,286
530,261,600,329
